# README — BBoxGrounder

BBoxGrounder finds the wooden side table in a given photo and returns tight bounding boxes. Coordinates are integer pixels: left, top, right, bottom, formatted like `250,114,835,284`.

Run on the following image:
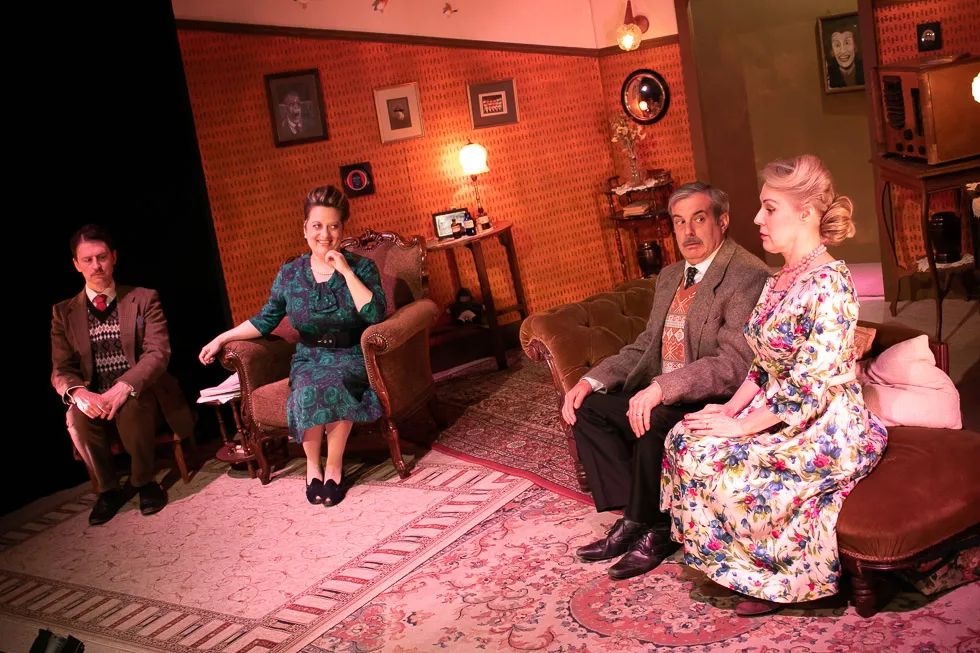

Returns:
602,172,676,281
874,155,979,340
426,221,528,370
201,396,257,478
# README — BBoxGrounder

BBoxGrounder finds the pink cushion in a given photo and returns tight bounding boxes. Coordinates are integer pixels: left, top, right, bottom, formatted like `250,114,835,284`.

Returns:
858,335,961,429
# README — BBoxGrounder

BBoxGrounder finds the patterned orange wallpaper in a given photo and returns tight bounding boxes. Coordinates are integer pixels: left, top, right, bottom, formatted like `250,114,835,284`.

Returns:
177,30,694,324
875,0,979,269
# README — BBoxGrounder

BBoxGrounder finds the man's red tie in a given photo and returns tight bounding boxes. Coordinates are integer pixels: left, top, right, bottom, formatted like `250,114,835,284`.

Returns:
93,294,108,311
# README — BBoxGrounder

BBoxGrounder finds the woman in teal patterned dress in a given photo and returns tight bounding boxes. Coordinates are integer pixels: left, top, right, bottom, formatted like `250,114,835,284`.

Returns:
200,186,386,506
660,155,887,616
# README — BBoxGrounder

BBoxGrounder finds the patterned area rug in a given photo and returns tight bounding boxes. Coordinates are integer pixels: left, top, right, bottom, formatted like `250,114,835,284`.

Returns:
433,355,590,502
0,452,531,652
305,488,980,652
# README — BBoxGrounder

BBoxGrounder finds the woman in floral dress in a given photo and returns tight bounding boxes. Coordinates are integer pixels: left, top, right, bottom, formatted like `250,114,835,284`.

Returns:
660,155,886,615
200,186,386,507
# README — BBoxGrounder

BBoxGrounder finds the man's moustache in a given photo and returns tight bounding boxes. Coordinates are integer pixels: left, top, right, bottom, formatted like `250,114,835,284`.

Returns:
683,239,702,246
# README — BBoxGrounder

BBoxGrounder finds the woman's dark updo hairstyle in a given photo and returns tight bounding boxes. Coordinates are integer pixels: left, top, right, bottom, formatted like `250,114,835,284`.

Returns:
303,185,350,224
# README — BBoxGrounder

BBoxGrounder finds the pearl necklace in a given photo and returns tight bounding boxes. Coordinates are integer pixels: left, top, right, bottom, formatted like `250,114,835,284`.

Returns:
758,244,827,315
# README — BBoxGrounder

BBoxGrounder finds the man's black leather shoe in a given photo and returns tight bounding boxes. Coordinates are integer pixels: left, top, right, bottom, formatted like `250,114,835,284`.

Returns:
137,482,167,515
576,518,649,562
607,527,680,580
89,489,125,526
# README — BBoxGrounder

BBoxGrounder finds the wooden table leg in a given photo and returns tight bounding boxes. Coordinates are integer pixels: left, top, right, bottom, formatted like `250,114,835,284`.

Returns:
613,226,628,282
919,192,944,340
445,248,462,296
467,240,507,370
500,229,528,318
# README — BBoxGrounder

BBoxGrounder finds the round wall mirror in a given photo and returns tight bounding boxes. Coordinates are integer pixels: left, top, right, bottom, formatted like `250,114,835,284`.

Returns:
621,69,670,125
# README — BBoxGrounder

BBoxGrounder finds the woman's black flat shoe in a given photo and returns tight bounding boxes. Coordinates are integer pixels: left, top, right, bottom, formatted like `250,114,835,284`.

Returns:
306,478,325,505
322,476,347,507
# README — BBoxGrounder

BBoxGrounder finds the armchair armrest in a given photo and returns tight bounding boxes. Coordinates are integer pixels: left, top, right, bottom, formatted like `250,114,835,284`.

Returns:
362,298,440,419
219,337,295,394
521,282,655,393
362,299,439,353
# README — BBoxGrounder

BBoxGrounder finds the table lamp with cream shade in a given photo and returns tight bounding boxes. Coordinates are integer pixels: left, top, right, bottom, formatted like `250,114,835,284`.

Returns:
459,141,492,231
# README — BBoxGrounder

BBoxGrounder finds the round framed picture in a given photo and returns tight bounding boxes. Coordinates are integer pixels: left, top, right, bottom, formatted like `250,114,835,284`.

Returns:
339,162,375,197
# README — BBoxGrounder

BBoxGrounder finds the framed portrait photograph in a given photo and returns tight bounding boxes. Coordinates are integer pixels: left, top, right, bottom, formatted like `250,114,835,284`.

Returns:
468,79,519,128
264,69,328,147
432,208,466,240
373,82,424,143
817,13,865,94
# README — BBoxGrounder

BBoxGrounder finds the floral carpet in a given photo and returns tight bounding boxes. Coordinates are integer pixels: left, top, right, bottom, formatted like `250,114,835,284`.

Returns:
305,488,980,652
0,452,531,652
434,356,589,502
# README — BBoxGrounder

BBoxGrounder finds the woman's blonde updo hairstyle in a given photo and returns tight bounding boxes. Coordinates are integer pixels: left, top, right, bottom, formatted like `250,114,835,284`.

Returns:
761,154,855,246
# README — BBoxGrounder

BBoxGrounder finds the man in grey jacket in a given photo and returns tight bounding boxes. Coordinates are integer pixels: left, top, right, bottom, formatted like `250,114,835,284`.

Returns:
561,182,769,580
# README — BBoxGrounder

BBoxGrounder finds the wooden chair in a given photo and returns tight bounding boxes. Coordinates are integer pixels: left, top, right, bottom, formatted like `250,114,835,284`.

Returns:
74,428,194,492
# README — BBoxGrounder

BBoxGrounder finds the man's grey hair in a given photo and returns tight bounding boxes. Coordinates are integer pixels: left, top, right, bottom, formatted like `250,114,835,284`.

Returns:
667,181,729,222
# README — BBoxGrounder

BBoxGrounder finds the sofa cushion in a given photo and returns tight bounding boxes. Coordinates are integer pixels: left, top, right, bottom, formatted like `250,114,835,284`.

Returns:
250,378,289,429
858,334,961,429
853,324,876,359
837,427,980,561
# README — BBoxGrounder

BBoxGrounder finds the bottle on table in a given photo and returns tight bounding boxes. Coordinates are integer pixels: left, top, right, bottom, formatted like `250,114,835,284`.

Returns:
462,210,477,236
476,207,492,231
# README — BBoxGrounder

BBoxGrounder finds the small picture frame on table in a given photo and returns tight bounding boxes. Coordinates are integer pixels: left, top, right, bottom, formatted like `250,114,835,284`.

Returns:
432,208,467,240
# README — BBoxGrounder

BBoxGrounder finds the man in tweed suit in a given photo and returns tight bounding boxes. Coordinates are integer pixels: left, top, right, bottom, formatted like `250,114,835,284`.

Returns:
561,182,769,580
51,224,195,526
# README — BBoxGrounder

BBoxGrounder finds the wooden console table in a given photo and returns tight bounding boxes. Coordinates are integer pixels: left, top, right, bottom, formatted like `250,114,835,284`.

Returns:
874,155,979,340
602,172,676,281
426,221,528,370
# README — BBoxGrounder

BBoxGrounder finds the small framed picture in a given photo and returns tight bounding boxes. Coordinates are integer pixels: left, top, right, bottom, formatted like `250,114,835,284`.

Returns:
339,162,375,198
467,79,519,128
432,208,467,240
264,69,328,147
373,82,424,143
817,13,865,94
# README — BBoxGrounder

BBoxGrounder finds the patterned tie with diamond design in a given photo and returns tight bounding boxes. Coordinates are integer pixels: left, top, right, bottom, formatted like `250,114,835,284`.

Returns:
684,266,697,289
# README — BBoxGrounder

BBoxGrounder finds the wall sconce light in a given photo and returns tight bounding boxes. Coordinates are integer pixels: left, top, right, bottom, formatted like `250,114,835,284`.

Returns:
616,1,649,52
459,141,491,226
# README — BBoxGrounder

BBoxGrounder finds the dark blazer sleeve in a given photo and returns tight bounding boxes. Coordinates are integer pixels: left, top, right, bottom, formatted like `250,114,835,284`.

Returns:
654,252,769,404
50,300,84,401
118,289,171,395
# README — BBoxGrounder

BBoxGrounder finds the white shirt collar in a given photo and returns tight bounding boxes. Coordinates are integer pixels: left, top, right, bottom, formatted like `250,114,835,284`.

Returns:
85,284,117,303
683,243,724,285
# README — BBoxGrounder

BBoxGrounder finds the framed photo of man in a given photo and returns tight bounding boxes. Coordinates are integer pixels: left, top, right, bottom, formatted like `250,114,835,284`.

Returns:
264,69,329,147
817,13,864,94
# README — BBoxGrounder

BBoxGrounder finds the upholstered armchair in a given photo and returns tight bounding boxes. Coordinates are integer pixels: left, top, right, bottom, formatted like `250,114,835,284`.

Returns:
219,230,442,484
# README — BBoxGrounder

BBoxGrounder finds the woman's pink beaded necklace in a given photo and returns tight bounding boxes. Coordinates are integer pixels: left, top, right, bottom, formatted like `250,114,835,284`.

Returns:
759,243,827,315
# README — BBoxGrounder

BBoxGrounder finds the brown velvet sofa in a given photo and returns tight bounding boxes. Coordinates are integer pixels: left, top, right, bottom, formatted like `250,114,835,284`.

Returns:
520,278,980,617
219,230,443,484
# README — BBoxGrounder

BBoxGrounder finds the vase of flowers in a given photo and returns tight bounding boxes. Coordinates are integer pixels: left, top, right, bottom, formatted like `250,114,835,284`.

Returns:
610,116,647,186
